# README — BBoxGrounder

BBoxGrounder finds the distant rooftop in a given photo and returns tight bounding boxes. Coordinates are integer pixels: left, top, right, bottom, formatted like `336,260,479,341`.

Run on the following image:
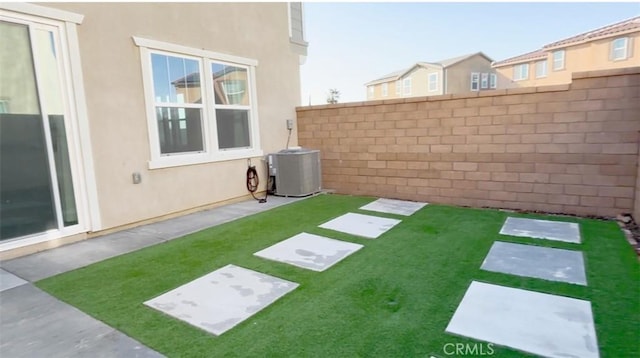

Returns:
492,49,548,67
544,16,640,49
493,16,640,67
366,52,493,85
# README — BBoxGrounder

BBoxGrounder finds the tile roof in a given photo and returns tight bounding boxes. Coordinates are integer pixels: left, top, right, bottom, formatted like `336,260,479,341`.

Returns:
492,49,547,67
544,16,640,49
493,16,640,67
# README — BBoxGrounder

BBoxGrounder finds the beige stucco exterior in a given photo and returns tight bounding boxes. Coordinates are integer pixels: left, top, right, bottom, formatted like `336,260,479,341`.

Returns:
366,53,495,100
34,3,304,231
495,31,639,88
445,54,494,93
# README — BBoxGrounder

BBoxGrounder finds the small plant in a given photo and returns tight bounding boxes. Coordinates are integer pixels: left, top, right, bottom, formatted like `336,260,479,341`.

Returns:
326,88,340,104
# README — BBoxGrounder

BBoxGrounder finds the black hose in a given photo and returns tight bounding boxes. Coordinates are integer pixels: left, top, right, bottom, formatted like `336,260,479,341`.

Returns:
247,165,267,203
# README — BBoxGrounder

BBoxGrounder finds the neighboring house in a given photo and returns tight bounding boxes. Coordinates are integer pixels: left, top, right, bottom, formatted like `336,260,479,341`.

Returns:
364,52,497,100
0,2,307,256
493,16,640,88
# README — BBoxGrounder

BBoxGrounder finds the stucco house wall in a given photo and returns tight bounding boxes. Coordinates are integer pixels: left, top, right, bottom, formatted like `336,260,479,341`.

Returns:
38,3,302,231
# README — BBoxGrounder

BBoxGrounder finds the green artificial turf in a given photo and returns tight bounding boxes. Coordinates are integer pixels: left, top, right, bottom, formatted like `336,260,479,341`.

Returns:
37,194,640,357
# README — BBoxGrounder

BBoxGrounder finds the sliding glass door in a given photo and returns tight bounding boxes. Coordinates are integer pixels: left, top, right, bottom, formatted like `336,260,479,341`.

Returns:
0,19,79,241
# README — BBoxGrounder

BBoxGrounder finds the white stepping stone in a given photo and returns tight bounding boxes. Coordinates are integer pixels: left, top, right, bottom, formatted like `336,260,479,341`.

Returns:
359,198,427,216
144,264,298,336
254,232,363,272
318,212,401,239
0,269,28,293
481,241,587,285
446,281,599,358
500,217,581,243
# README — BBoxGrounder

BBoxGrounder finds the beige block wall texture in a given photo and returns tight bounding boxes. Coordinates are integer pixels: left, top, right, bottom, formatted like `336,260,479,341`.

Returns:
298,67,640,218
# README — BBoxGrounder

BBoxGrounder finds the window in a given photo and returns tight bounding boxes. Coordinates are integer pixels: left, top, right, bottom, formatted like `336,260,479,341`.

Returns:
535,60,547,78
480,73,489,89
552,50,565,71
382,83,388,97
288,2,306,44
403,78,412,95
513,64,529,81
470,73,480,91
611,37,629,60
489,73,497,89
395,80,402,95
150,53,205,154
428,73,438,92
135,37,261,168
368,86,374,98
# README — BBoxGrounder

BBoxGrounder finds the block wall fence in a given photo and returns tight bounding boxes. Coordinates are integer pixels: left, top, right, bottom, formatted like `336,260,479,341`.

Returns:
296,67,640,218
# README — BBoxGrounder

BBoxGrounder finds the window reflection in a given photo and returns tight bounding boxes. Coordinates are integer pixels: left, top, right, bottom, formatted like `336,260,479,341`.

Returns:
212,63,248,106
151,54,201,104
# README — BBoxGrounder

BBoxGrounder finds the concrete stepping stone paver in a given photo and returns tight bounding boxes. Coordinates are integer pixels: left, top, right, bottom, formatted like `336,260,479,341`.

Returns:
318,212,401,239
359,198,427,216
481,241,587,285
144,264,298,336
500,217,581,243
254,232,363,272
446,281,599,358
0,269,27,293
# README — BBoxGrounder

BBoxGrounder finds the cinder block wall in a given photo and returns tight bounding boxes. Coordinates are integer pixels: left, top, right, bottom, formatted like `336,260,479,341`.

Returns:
297,67,640,218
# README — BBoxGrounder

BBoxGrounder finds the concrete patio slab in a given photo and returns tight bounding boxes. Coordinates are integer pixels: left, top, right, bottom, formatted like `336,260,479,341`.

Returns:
318,212,401,239
481,241,587,285
1,196,302,282
499,217,581,243
0,284,163,358
254,232,363,271
359,198,427,216
144,264,298,336
0,268,27,293
446,281,599,358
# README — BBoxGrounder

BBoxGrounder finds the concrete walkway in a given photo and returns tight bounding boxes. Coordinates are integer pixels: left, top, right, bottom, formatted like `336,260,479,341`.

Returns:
0,195,302,358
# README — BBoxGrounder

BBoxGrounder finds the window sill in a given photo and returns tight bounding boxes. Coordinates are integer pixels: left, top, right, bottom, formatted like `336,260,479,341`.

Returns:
148,148,264,170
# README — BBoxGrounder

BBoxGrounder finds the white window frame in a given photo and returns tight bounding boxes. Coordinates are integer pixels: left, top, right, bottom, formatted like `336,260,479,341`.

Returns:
470,72,480,91
611,37,629,61
512,64,529,81
552,50,565,71
134,37,262,169
287,2,306,45
403,77,412,95
381,82,388,97
0,5,98,249
535,60,547,78
428,72,438,92
395,80,402,95
489,73,497,89
367,85,374,98
480,73,489,89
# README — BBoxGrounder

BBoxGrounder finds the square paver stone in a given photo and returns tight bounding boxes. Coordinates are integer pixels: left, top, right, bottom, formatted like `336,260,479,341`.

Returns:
144,264,298,336
0,269,27,293
500,217,581,243
359,198,427,216
254,232,363,272
446,281,599,358
481,241,587,285
318,212,401,239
